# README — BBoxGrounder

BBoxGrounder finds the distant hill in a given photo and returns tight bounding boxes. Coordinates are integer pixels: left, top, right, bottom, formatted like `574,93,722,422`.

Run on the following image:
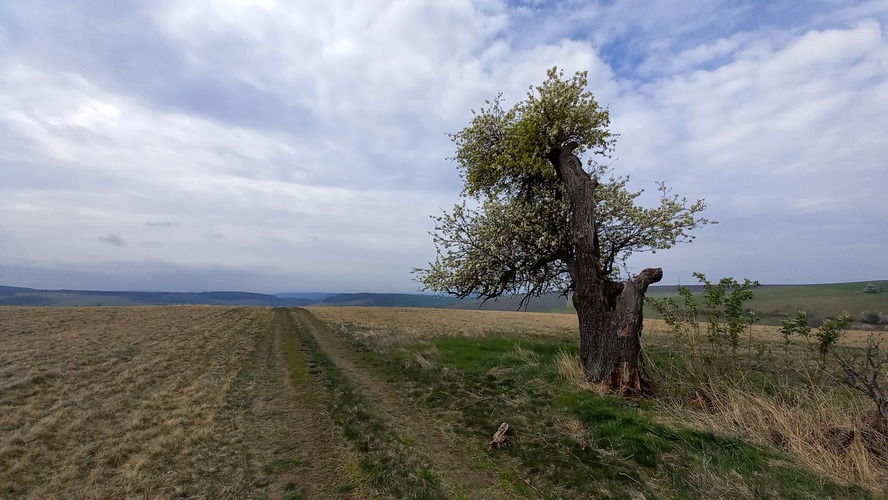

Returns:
276,292,339,301
0,285,562,311
0,286,313,307
4,281,885,323
320,293,463,308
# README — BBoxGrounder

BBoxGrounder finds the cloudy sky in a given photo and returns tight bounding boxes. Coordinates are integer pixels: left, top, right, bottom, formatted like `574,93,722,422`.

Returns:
1,1,886,293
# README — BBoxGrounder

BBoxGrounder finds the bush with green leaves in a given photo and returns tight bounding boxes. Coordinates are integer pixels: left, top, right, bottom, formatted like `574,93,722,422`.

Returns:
780,311,850,384
650,273,760,383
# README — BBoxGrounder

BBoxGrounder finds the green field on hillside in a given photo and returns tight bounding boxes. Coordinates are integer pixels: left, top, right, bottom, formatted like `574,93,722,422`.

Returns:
549,280,888,326
745,281,888,324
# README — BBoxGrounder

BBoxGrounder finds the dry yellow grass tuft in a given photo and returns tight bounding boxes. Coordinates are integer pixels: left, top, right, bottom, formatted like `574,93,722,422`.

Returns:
510,344,541,366
554,350,608,394
668,385,887,488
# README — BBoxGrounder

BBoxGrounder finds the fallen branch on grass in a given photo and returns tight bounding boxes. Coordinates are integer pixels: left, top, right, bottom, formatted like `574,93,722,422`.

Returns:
455,396,494,411
488,422,511,450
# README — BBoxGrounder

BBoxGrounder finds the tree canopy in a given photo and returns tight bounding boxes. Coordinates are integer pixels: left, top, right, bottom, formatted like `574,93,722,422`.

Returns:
416,68,712,306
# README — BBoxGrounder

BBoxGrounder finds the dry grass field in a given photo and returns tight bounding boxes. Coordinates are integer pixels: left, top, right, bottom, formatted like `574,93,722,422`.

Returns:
308,306,579,340
307,306,876,348
0,306,353,498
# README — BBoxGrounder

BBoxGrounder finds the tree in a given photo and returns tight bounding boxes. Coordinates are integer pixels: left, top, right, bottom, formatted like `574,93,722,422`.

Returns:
415,69,712,396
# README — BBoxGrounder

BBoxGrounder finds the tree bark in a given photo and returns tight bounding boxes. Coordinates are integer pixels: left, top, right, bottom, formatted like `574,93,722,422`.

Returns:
550,144,662,396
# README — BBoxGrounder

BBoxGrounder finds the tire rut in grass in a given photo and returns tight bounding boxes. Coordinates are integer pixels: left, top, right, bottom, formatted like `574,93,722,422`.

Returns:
287,308,506,499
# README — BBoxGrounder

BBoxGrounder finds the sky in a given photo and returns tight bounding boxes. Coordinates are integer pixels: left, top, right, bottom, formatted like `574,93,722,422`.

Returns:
1,0,886,294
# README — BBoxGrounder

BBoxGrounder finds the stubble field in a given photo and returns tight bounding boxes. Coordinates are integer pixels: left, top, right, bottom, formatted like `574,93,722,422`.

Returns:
0,306,354,498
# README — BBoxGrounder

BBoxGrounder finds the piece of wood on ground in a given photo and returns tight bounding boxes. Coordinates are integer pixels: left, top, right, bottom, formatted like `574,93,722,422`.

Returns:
487,422,511,451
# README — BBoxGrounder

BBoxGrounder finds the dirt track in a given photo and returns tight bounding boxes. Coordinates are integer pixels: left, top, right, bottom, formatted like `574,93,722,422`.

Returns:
288,308,507,498
264,308,354,498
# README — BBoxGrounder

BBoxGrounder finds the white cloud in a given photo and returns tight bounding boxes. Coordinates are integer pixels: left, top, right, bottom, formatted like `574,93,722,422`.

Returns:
613,20,888,217
1,0,886,291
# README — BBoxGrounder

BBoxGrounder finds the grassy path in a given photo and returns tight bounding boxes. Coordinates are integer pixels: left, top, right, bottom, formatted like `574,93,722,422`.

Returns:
287,308,507,498
261,308,356,498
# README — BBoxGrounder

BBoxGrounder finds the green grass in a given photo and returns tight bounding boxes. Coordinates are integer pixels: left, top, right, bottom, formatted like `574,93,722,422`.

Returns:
336,325,874,498
428,336,572,371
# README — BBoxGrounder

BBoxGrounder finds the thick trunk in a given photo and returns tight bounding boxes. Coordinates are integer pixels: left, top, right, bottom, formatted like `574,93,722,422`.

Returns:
574,269,662,396
551,144,662,396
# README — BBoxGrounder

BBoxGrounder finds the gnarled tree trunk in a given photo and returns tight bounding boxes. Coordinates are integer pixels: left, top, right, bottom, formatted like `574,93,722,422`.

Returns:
551,144,662,396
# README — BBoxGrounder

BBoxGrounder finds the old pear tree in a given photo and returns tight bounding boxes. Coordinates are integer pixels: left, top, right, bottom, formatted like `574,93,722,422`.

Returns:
416,69,712,396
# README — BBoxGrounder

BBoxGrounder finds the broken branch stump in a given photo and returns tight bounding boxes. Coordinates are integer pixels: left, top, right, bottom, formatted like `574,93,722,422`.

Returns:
487,422,511,451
